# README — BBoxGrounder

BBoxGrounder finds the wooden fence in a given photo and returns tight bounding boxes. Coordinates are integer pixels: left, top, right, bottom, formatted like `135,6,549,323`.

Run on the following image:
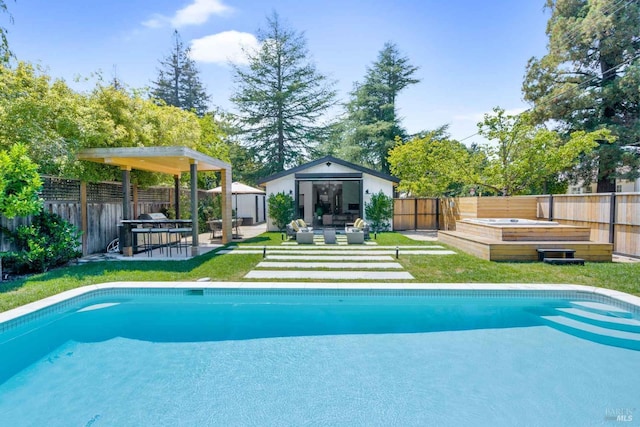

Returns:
3,185,639,257
0,176,208,255
537,193,640,258
392,198,439,230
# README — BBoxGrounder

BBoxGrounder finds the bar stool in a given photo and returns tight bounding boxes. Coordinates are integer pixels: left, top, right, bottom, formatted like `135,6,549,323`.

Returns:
149,226,171,256
131,226,154,256
132,225,170,257
169,227,193,256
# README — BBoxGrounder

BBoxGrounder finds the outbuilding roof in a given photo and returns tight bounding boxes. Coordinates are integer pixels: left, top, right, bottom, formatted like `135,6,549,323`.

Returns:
256,155,400,185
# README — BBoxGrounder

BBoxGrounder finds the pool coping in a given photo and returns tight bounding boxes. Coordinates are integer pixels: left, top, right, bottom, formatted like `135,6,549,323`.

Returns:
2,282,640,332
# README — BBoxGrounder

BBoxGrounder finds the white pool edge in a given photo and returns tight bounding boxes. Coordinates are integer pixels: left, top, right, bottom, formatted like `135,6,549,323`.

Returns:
1,282,640,326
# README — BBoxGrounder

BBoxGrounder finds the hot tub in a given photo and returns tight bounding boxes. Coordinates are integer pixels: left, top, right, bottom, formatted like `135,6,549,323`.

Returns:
462,218,559,226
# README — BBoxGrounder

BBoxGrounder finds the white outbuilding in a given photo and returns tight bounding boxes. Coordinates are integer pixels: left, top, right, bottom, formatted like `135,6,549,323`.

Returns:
257,155,399,231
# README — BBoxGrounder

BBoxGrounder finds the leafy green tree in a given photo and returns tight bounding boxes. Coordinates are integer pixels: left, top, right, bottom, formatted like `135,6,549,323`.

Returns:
388,127,470,197
335,42,419,173
151,30,210,117
267,191,295,231
522,0,640,191
231,12,337,175
73,83,210,185
0,62,85,176
390,109,614,196
476,108,614,195
408,108,615,196
0,144,43,218
364,191,394,232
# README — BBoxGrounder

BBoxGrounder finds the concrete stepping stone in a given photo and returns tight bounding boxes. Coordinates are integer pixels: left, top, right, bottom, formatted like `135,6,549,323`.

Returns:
244,270,414,280
256,261,404,269
254,249,454,256
265,255,395,261
237,245,445,250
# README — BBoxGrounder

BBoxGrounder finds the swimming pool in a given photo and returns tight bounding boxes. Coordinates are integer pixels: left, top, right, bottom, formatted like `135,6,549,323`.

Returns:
0,284,639,426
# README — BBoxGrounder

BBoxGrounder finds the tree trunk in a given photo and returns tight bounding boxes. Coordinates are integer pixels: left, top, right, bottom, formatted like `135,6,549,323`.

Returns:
596,53,619,192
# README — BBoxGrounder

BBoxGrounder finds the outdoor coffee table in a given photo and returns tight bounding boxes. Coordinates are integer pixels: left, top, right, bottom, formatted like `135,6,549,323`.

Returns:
323,227,336,244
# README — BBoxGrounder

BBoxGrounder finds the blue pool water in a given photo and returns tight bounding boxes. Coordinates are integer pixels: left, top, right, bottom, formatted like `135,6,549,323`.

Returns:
0,290,639,426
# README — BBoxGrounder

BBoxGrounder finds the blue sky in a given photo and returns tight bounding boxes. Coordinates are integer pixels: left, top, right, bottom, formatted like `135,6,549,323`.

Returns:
6,0,550,146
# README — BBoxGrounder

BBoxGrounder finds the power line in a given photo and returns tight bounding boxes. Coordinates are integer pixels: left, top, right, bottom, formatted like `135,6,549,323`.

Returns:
456,1,640,144
553,0,634,52
457,51,637,143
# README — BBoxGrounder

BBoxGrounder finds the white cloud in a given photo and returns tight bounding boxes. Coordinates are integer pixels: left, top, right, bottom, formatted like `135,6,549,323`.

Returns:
142,0,233,29
190,31,260,65
171,0,233,27
142,16,165,29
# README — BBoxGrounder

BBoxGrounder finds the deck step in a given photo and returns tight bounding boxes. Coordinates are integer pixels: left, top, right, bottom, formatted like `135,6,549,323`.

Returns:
537,248,576,261
543,258,584,265
569,301,633,318
541,315,640,350
556,308,640,333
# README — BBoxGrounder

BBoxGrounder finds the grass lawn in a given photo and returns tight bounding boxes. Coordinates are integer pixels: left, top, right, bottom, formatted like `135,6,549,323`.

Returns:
0,232,638,313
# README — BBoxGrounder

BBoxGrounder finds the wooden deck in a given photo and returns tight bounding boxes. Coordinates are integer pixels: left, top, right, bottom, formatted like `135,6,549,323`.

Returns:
439,220,612,262
454,221,592,241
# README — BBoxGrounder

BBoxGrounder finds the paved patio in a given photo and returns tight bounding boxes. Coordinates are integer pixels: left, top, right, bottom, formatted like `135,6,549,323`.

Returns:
80,222,268,262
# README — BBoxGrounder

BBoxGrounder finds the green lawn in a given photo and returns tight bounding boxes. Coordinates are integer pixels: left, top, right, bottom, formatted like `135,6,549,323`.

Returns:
0,231,638,313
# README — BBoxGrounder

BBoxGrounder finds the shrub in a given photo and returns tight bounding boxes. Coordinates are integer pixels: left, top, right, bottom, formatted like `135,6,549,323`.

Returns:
0,144,43,218
364,191,394,232
197,197,221,233
267,192,294,231
3,210,82,274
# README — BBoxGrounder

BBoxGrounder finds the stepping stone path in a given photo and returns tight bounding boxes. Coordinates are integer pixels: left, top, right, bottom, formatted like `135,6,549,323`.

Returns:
217,240,456,281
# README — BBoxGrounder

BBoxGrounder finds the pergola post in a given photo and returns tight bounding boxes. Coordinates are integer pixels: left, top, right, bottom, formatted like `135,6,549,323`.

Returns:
121,166,133,256
190,161,199,256
221,168,233,243
174,174,180,218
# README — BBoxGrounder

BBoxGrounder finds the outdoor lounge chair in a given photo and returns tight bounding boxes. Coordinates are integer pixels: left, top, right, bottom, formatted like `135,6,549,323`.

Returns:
286,219,313,240
285,223,297,240
208,219,222,239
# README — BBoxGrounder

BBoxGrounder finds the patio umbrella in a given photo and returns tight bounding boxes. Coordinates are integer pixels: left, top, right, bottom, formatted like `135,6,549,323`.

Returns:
206,182,265,235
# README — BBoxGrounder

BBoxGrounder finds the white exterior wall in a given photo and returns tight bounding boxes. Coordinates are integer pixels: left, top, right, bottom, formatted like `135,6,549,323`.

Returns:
234,194,266,224
298,181,313,225
362,174,395,230
264,175,295,230
264,161,397,231
617,179,639,193
300,162,357,174
568,179,640,194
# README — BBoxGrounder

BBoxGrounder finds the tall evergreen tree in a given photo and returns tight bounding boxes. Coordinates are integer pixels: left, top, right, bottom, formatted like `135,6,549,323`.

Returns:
336,42,420,173
231,12,336,175
151,30,210,116
522,0,640,192
0,0,13,63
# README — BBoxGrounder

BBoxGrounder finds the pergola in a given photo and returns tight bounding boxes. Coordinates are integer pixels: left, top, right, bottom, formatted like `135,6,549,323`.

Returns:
78,146,233,256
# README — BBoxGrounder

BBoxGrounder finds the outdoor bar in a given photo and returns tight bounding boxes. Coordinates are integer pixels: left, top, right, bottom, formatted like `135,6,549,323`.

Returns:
78,146,233,256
